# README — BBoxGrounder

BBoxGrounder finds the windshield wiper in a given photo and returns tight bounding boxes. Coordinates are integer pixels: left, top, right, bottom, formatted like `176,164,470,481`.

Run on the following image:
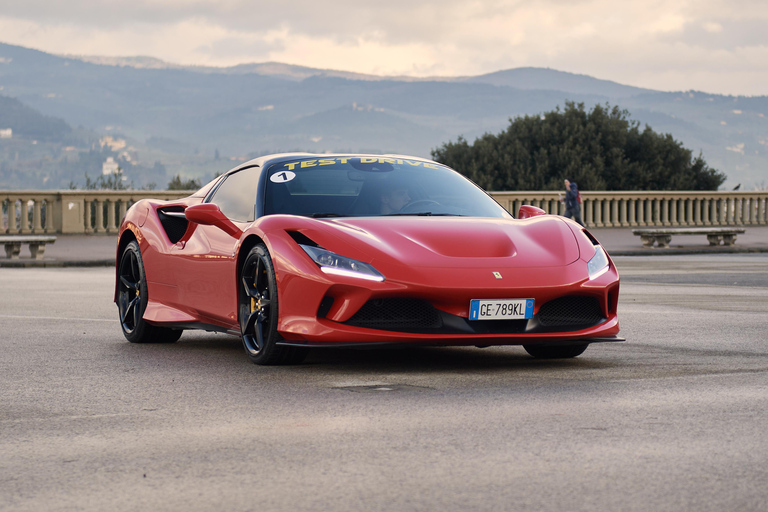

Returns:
383,212,462,217
309,213,351,218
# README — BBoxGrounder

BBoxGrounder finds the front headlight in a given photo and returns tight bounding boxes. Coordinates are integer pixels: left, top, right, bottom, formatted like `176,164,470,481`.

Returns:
587,245,610,280
300,245,385,282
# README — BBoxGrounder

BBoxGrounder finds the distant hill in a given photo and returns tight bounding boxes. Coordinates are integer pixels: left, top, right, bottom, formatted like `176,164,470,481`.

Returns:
0,94,75,142
462,67,652,98
1,40,766,190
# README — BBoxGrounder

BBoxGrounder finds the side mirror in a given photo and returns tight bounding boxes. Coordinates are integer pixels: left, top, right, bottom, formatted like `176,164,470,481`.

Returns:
185,203,243,238
517,205,547,219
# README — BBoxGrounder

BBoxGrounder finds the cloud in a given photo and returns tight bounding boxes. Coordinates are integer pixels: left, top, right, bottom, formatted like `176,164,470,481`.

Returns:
663,19,768,51
194,36,285,61
0,0,767,94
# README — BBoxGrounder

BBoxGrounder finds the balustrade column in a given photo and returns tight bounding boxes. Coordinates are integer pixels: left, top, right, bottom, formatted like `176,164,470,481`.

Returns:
13,199,20,233
634,199,642,227
118,200,128,226
603,197,610,226
107,201,117,232
94,200,104,233
668,197,679,226
618,199,626,226
33,200,42,232
84,200,93,234
763,197,768,224
6,200,11,233
608,199,617,227
742,198,750,225
19,198,30,234
706,198,713,224
648,199,656,226
719,199,731,224
44,200,54,232
694,199,701,225
593,198,603,227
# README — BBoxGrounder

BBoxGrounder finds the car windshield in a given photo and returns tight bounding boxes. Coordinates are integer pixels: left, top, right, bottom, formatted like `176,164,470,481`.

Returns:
264,157,509,218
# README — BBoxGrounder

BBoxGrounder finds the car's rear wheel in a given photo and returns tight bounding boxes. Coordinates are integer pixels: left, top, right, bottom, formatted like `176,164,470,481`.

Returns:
239,244,308,365
523,343,589,359
117,240,183,343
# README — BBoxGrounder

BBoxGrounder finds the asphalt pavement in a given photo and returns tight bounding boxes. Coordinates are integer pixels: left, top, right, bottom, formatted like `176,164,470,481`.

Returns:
2,224,767,267
2,256,768,511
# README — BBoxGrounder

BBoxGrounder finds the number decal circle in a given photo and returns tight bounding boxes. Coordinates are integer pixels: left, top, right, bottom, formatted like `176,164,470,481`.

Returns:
270,171,296,183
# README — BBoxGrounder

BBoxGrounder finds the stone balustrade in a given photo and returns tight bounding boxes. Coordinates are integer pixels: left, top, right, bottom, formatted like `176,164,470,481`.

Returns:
1,191,188,235
490,191,768,227
2,190,767,234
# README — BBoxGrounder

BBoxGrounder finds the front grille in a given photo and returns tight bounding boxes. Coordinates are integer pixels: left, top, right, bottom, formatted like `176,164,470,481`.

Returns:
537,296,603,327
344,298,442,331
340,296,605,335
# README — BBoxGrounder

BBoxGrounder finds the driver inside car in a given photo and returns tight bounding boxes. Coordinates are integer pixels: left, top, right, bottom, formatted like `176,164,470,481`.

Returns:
380,186,411,214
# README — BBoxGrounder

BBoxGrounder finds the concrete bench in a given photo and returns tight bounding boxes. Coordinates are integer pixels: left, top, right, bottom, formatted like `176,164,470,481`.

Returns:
632,228,746,248
1,235,57,259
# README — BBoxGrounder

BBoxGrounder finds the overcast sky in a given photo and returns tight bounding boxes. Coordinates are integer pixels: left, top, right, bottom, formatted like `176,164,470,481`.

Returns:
1,0,766,96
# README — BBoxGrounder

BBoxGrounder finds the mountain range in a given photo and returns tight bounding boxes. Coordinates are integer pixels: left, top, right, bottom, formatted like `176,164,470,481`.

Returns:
1,41,766,190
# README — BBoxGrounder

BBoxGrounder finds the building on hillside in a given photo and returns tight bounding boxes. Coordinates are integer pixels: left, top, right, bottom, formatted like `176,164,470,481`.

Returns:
102,156,120,175
0,128,11,139
100,136,126,151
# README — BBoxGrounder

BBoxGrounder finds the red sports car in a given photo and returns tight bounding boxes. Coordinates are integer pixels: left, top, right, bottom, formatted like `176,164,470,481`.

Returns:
115,154,622,364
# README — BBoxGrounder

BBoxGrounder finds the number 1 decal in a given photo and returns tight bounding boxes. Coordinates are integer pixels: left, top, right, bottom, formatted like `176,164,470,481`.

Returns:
270,171,296,183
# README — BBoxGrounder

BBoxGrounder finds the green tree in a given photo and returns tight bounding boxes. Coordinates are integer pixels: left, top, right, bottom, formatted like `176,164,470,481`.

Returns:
68,169,131,190
432,102,726,191
167,174,202,190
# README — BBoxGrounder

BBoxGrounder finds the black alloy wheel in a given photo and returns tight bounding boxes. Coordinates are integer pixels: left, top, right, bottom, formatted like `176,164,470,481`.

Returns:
523,343,589,359
239,243,307,365
117,241,182,343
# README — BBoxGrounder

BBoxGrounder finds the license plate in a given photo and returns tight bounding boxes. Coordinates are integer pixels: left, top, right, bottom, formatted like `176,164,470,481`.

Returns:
469,299,534,320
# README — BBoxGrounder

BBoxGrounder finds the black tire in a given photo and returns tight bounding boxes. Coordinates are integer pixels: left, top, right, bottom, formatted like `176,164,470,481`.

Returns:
117,241,183,344
239,244,308,365
523,343,589,359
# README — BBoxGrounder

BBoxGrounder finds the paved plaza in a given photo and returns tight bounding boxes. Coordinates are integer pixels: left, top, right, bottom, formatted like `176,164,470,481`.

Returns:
1,253,767,511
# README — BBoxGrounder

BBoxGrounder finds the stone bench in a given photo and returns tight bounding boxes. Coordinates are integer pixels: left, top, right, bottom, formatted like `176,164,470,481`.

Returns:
1,235,57,259
632,228,746,248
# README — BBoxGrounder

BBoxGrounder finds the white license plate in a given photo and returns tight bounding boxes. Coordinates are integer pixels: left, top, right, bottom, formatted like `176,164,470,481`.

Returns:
469,299,534,320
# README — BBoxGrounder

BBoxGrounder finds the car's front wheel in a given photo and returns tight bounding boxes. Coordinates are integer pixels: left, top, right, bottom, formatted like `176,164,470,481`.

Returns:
239,244,307,365
523,343,589,359
117,240,182,343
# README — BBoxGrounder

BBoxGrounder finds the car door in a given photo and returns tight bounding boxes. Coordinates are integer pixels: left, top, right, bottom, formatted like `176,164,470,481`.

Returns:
171,167,260,328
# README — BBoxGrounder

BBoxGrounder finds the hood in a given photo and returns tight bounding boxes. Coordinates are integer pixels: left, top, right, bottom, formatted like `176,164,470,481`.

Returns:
311,216,580,268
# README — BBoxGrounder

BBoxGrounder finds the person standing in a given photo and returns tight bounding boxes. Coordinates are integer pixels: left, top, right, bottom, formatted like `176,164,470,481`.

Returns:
560,179,585,226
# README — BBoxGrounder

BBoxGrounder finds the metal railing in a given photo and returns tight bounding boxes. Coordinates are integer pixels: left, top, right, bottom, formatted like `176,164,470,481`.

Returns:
2,190,767,234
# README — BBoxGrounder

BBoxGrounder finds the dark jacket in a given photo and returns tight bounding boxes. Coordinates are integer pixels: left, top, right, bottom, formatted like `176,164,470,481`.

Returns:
565,182,580,209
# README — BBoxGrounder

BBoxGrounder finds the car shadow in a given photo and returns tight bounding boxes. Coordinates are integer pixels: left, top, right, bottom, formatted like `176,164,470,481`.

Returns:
302,344,613,373
128,331,619,375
